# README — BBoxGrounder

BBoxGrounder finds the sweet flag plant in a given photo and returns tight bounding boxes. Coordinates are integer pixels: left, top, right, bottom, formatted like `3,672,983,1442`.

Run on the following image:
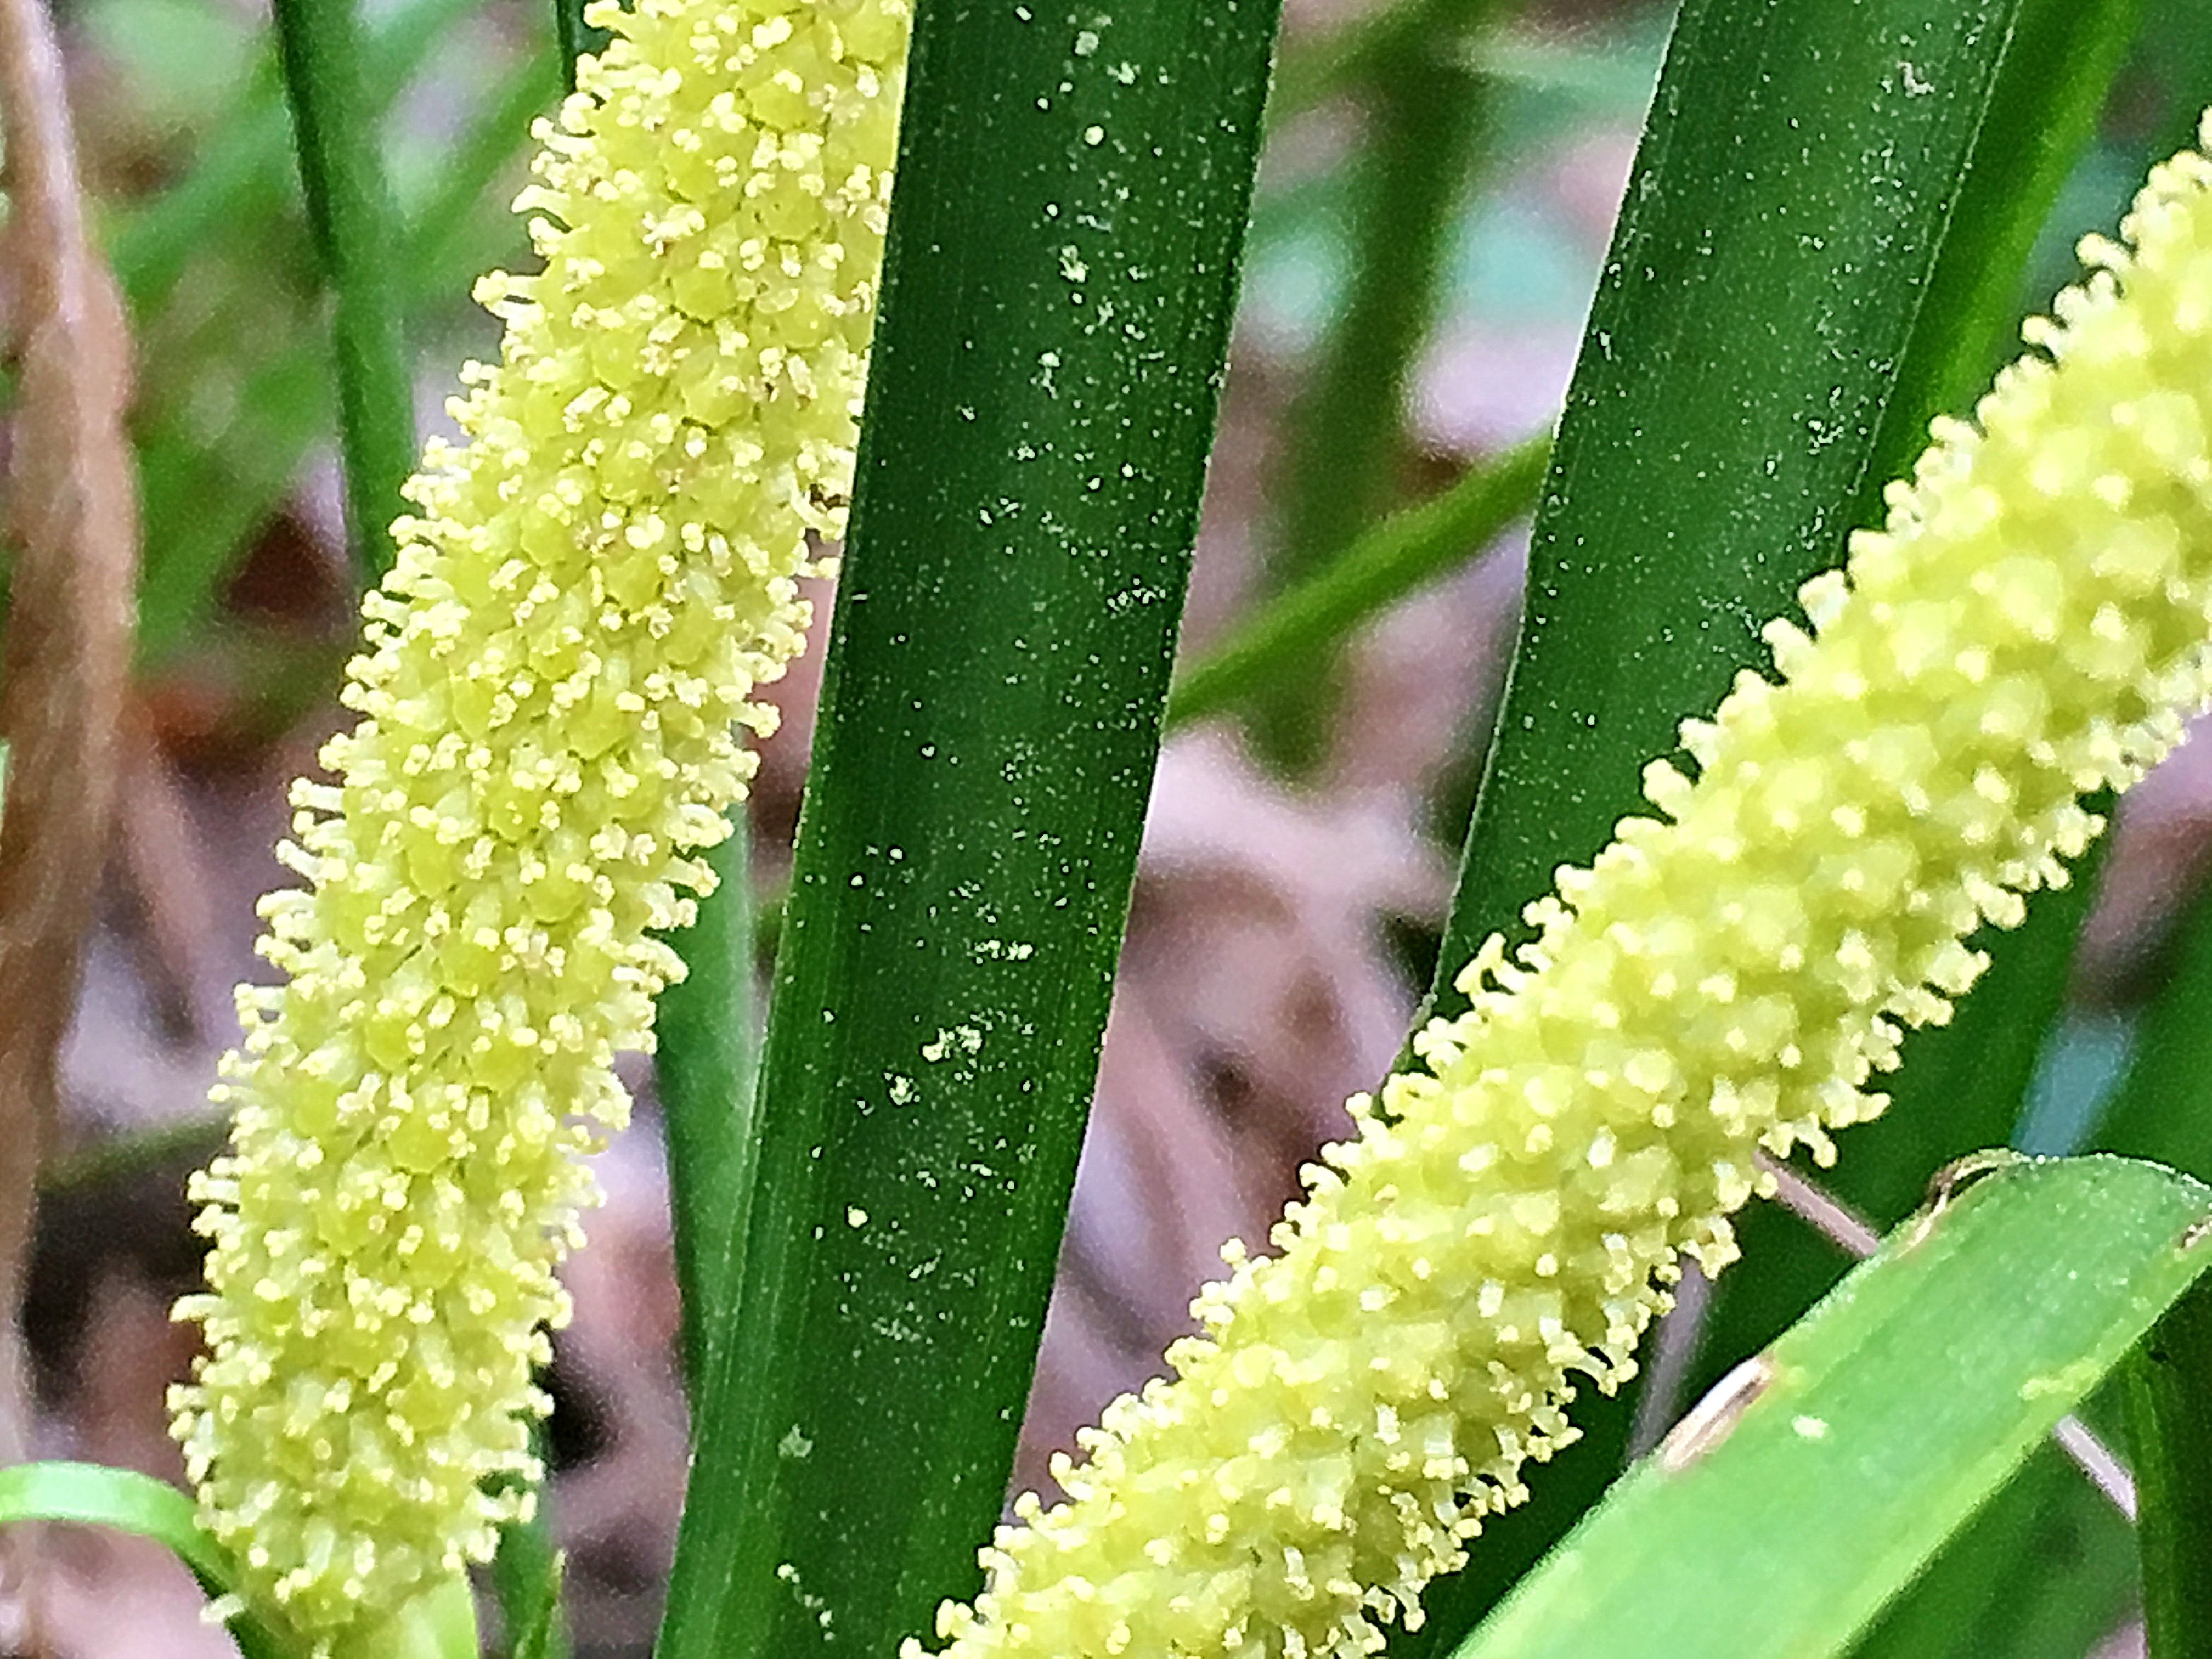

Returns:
27,0,2199,1650
164,0,908,1645
912,125,2212,1657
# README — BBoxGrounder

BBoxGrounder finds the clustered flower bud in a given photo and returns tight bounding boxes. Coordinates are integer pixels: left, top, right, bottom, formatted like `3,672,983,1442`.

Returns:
167,0,909,1643
916,118,2212,1659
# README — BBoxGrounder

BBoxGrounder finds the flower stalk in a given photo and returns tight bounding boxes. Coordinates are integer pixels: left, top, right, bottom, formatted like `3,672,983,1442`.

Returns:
166,0,909,1645
916,120,2212,1659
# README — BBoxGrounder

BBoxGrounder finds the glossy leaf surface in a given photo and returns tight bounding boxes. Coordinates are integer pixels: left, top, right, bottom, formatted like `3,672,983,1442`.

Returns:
1394,2,2143,1646
1458,1158,2211,1659
657,0,1283,1651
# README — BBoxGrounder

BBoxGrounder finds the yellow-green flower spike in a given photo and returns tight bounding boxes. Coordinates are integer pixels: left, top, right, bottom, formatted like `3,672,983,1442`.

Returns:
166,0,908,1644
916,119,2212,1659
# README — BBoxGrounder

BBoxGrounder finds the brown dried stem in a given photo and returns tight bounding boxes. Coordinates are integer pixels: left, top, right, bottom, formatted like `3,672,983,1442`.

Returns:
0,0,143,1643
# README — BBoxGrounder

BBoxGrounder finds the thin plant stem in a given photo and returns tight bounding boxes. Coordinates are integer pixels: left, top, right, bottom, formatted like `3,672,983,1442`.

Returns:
270,0,415,582
1251,0,1511,770
1166,433,1547,732
405,55,565,272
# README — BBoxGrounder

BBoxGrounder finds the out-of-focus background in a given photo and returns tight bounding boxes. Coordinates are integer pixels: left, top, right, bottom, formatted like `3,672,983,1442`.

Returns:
10,0,2212,1651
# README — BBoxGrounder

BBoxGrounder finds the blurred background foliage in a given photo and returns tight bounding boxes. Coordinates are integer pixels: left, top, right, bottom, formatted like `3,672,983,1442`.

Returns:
12,0,2212,1651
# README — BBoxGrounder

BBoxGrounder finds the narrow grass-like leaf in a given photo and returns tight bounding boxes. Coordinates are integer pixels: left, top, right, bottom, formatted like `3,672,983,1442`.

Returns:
269,0,414,580
1456,1157,2212,1659
1251,0,1505,768
1870,0,2148,461
2128,1271,2212,1659
105,0,474,321
1165,434,1547,733
656,0,1281,1650
404,53,565,275
658,827,758,1400
489,1448,570,1659
132,71,549,662
1390,2,2142,1647
0,1462,289,1659
1432,0,2132,1002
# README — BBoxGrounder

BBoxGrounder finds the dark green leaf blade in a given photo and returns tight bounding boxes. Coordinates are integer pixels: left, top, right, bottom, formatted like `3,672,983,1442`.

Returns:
2128,1270,2212,1659
656,0,1283,1654
1392,1,2143,1647
658,826,759,1401
1434,0,2131,1003
1455,1157,2212,1659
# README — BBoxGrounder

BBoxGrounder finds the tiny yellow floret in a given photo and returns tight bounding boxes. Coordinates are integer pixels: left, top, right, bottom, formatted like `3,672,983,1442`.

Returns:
916,117,2212,1659
167,0,909,1643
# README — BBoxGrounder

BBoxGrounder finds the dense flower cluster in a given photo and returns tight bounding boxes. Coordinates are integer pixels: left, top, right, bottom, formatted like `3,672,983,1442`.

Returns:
167,0,909,1643
916,121,2212,1658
